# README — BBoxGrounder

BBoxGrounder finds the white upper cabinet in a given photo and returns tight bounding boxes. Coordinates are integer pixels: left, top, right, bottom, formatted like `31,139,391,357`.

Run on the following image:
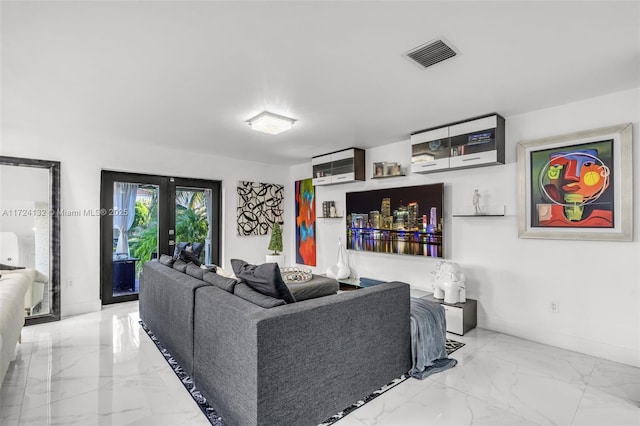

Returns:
411,114,505,174
312,148,365,186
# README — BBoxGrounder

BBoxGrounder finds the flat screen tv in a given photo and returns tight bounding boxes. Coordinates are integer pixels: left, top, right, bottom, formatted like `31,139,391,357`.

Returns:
346,183,443,257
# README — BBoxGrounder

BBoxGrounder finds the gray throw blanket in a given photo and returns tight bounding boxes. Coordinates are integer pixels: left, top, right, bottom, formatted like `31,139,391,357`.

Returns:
409,298,458,379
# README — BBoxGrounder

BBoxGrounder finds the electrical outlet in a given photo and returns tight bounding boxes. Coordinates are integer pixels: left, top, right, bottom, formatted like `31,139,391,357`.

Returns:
67,279,73,288
550,300,559,313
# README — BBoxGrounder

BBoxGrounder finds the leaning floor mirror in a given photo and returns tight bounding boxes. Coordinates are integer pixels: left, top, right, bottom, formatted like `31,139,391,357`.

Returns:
0,156,60,324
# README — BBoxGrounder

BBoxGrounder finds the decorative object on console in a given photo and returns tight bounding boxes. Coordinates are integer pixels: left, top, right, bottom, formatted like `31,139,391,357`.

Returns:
372,162,404,178
346,183,444,257
430,261,466,304
266,222,285,265
326,239,350,280
267,222,283,255
321,200,338,218
472,189,481,215
280,266,313,283
517,123,632,241
295,178,316,266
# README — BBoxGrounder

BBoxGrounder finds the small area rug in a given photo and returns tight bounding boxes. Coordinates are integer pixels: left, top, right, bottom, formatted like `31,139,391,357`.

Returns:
139,321,464,426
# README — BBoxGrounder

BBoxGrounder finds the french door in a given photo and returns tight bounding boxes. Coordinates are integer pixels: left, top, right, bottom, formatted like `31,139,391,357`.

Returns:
100,171,221,305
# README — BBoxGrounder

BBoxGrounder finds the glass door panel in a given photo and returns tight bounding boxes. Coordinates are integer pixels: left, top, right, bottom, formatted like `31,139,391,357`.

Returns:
175,187,210,264
112,183,159,297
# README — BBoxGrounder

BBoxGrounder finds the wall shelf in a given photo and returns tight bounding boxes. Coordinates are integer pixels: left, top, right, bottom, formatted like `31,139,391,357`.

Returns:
317,216,344,219
452,205,505,217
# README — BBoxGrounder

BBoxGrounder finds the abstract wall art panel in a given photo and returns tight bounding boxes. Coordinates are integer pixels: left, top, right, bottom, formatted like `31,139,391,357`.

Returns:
237,181,284,236
295,178,316,266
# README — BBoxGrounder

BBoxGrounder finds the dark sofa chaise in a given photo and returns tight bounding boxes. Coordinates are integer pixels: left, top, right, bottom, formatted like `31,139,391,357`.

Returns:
140,260,411,426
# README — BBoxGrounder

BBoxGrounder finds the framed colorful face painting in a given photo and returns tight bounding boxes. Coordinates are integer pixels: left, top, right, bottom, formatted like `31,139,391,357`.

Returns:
517,123,632,241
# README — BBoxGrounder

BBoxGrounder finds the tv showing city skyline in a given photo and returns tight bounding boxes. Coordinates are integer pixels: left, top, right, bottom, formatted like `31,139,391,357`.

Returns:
345,183,444,257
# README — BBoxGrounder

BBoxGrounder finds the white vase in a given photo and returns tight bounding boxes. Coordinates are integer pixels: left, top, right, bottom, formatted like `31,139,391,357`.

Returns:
326,240,350,280
265,254,285,266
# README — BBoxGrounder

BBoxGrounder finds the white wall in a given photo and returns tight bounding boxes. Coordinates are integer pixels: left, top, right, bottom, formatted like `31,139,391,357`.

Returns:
0,232,20,266
290,87,640,367
0,130,291,317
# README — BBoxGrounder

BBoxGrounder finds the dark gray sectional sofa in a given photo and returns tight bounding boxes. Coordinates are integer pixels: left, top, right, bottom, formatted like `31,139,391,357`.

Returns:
139,260,412,426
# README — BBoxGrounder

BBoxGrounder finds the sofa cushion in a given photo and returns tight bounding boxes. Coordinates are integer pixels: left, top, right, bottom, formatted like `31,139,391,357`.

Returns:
286,275,339,301
158,254,175,267
233,282,286,308
230,259,295,304
173,259,189,273
186,264,205,280
203,271,237,293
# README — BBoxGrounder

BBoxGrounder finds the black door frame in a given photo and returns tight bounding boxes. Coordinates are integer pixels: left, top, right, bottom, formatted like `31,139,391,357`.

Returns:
100,171,221,305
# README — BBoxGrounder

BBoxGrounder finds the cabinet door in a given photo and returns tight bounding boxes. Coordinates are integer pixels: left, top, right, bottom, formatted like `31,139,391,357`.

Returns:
411,127,450,172
449,115,498,165
442,304,464,335
312,154,332,185
330,149,356,182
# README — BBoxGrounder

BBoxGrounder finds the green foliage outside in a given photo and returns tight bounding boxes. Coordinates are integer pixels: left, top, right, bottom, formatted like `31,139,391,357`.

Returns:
268,222,283,255
128,189,209,275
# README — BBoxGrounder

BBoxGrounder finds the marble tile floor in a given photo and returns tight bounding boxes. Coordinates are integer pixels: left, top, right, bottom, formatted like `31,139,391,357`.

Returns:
1,301,638,426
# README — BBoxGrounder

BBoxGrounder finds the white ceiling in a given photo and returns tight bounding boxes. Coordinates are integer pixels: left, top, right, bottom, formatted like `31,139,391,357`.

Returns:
2,1,639,165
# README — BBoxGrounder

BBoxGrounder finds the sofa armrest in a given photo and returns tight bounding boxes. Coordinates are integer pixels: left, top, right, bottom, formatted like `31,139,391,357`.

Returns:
139,261,210,376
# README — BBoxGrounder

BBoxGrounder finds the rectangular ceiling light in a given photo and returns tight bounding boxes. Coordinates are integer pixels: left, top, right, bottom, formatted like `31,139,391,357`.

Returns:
246,111,296,135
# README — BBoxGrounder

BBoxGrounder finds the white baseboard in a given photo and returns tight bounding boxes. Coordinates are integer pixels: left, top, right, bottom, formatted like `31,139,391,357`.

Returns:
479,313,640,368
61,299,102,318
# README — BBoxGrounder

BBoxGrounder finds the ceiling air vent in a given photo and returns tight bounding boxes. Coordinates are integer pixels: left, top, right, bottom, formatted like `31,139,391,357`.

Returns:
406,39,457,69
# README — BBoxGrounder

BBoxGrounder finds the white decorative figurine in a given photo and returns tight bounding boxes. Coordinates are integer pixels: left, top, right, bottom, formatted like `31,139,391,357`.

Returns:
326,239,350,280
431,261,466,304
473,189,481,215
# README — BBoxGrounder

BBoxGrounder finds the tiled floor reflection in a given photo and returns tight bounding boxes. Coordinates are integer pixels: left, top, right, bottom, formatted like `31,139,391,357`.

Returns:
1,301,638,426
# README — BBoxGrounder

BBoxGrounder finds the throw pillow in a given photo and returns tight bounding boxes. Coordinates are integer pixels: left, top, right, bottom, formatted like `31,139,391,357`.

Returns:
191,242,204,258
230,259,295,304
179,249,201,267
173,242,204,260
173,242,189,259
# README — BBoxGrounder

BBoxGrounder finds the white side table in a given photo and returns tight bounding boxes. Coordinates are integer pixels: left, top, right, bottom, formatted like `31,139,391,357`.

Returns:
420,294,477,335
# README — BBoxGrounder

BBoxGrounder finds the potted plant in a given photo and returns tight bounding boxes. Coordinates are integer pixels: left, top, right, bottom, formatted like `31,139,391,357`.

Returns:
265,222,285,265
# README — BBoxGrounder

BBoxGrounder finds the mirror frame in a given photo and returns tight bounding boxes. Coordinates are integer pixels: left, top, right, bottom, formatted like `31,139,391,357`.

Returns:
0,156,61,325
